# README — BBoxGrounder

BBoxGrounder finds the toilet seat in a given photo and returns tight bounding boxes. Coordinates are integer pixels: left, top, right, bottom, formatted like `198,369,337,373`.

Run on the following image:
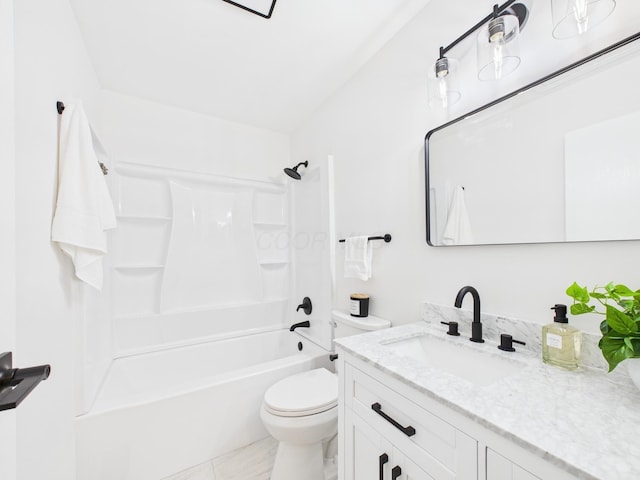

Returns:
264,368,337,417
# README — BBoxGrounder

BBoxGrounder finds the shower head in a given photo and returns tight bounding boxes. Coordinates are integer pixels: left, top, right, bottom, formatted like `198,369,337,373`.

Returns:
284,161,308,180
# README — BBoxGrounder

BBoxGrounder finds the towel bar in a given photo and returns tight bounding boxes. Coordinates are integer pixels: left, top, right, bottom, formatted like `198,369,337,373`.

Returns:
339,234,391,243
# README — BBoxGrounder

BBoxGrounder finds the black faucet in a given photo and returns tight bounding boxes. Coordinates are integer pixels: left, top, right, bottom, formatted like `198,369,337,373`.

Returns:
454,286,484,343
290,321,310,332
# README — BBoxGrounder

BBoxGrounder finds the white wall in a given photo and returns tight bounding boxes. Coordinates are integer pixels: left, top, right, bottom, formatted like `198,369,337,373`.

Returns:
13,0,102,478
291,0,640,335
96,91,290,181
0,0,17,478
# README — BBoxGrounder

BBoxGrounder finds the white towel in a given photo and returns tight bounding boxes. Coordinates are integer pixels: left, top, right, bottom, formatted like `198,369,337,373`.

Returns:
51,102,117,290
344,236,372,281
441,186,473,245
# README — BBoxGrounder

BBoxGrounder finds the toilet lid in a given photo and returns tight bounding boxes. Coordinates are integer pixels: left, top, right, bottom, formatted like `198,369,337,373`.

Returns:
264,368,338,417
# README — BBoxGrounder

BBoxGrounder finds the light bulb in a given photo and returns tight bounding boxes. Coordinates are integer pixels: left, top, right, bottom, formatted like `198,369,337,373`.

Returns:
438,78,449,108
493,43,504,79
551,0,616,39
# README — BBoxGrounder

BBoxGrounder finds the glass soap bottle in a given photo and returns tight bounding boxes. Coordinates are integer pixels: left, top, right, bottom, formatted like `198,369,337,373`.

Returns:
542,304,581,370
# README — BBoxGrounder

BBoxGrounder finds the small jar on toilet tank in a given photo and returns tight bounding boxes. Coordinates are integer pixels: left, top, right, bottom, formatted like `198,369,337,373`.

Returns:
350,294,369,317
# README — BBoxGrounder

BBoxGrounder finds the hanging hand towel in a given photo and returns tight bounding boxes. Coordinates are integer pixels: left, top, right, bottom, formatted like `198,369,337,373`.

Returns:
441,186,473,245
344,236,372,281
51,102,117,290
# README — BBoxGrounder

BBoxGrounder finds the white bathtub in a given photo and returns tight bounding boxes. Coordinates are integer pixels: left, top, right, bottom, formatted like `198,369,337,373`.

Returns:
75,329,331,480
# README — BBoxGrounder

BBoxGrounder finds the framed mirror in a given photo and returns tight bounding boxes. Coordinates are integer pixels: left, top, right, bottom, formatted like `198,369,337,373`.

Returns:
425,32,640,246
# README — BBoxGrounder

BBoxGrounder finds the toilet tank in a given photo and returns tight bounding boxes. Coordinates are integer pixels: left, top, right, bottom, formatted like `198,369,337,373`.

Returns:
331,310,391,340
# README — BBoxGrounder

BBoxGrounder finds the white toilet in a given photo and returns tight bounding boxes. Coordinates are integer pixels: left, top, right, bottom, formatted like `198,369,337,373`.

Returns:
260,311,390,480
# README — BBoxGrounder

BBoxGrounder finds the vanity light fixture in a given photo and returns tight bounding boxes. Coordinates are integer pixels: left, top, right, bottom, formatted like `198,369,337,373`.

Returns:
551,0,616,39
427,48,461,109
427,0,529,108
477,5,523,81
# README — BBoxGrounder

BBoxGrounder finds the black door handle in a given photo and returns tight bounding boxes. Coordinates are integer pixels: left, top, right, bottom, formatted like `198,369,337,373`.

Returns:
0,352,51,411
392,465,402,480
379,453,389,480
371,402,416,437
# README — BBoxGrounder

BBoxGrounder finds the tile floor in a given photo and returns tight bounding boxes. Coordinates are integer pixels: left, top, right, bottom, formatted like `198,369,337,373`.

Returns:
162,436,278,480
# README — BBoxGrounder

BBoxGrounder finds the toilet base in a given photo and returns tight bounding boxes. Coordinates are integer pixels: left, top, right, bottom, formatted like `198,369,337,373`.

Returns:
271,441,325,480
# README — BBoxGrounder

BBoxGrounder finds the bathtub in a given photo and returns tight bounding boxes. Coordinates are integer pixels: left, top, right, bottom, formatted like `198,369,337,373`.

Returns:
75,329,331,480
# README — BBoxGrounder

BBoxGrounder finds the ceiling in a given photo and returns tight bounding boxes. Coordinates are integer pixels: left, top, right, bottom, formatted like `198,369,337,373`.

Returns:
69,0,432,133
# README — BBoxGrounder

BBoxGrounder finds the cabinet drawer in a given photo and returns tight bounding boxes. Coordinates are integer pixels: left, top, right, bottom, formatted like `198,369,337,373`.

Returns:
348,366,477,479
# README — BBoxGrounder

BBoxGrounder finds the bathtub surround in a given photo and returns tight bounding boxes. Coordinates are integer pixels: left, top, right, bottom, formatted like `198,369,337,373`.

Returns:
108,162,289,352
75,93,293,414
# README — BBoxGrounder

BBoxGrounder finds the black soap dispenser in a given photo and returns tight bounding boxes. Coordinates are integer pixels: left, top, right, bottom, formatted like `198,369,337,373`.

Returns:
542,304,581,370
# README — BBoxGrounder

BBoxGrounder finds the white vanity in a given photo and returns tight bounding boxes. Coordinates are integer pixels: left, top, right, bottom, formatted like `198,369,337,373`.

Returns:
335,313,640,480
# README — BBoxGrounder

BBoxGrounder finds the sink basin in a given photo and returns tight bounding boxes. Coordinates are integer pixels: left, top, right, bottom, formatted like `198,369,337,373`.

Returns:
382,334,527,387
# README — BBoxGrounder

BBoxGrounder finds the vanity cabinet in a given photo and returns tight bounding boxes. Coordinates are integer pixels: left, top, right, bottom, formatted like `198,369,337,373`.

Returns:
338,354,578,480
341,361,477,480
347,409,431,479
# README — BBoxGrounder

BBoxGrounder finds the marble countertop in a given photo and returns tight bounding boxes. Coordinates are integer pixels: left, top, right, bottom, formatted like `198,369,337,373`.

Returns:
335,320,640,480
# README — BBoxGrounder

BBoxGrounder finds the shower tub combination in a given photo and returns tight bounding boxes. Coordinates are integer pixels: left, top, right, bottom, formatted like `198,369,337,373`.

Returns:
75,329,330,480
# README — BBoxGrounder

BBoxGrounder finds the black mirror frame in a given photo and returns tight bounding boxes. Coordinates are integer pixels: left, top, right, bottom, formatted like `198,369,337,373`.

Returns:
425,31,640,247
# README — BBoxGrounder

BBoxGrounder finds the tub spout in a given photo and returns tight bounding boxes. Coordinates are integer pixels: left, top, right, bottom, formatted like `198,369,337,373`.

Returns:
290,321,310,332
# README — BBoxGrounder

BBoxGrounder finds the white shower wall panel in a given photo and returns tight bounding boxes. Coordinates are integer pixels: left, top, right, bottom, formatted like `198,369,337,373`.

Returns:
110,162,292,355
112,300,289,356
160,181,262,312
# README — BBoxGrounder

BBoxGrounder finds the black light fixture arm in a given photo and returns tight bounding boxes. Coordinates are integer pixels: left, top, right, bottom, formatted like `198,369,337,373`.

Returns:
439,0,517,58
221,0,276,19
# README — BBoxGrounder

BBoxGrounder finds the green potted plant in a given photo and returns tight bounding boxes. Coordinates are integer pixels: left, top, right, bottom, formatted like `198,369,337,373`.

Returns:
566,282,640,378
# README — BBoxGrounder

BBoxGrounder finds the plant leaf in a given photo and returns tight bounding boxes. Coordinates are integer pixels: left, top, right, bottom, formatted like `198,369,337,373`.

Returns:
590,292,606,299
570,303,595,315
624,337,636,352
612,284,637,296
566,282,590,303
605,304,638,334
599,335,634,372
617,299,634,311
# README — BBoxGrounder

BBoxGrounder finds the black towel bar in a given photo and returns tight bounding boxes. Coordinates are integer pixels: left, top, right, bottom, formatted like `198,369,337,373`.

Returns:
339,234,391,243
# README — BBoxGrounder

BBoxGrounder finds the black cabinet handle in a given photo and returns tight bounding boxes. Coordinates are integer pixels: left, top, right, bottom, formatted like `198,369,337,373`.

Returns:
371,402,416,437
391,465,402,480
379,453,389,480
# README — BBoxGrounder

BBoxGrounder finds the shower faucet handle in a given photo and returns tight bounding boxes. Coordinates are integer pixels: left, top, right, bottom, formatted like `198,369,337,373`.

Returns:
296,297,312,315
